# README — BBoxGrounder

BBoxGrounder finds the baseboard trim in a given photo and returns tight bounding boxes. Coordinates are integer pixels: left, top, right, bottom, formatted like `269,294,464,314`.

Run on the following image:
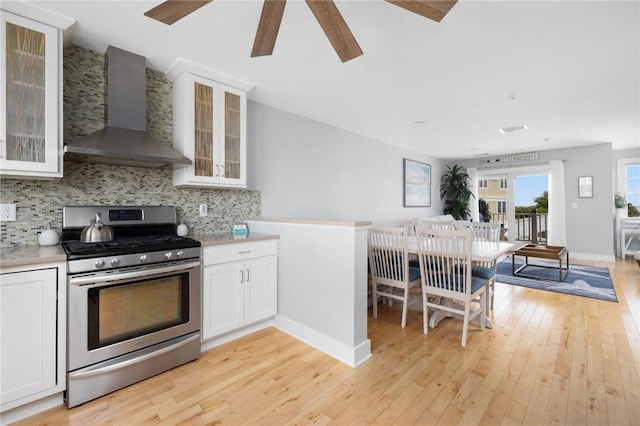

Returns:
200,319,274,353
0,393,63,425
273,315,371,368
570,252,616,263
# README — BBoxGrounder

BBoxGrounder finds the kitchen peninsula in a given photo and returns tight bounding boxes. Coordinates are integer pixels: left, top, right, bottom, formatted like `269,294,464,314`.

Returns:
246,218,372,367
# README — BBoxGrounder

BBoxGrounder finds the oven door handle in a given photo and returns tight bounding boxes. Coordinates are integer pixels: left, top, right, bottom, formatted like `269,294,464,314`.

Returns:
68,260,201,286
68,333,200,380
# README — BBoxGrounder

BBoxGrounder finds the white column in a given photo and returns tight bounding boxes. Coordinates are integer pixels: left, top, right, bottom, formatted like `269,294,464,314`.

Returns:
548,160,567,246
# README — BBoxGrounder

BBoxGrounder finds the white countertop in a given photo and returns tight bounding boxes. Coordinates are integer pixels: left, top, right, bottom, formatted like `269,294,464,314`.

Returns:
247,218,372,227
0,232,279,270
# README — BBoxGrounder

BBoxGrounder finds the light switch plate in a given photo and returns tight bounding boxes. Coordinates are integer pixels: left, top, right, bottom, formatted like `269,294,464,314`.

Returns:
0,203,16,221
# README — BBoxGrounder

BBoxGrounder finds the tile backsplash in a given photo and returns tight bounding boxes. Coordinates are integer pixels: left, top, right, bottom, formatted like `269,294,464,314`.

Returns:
0,45,260,248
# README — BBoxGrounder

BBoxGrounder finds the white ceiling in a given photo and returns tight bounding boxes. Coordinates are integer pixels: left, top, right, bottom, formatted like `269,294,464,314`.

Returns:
10,0,640,159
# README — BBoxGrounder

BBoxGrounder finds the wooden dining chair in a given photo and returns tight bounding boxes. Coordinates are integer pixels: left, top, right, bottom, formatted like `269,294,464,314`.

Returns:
384,219,415,235
457,221,501,241
414,227,489,346
456,221,499,309
368,226,421,328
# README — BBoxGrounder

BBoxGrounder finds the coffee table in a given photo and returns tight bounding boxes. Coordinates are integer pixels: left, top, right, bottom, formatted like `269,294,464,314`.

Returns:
512,244,569,281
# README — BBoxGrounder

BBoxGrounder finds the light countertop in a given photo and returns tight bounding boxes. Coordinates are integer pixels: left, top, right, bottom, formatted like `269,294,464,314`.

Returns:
192,232,279,247
0,245,67,269
0,232,279,270
247,218,372,227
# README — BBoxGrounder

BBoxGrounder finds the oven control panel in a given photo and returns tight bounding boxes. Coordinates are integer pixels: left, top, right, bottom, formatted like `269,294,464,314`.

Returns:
67,247,202,274
108,209,143,221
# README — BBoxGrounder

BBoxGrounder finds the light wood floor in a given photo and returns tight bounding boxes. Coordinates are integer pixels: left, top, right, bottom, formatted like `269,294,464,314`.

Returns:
14,258,640,425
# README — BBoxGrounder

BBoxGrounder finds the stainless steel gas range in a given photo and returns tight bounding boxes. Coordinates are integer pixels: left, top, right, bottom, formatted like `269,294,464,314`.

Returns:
61,206,202,408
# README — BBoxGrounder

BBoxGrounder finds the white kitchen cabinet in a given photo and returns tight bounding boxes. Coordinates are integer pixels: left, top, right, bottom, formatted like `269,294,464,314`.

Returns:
0,262,66,413
201,240,277,340
0,11,63,178
172,72,247,188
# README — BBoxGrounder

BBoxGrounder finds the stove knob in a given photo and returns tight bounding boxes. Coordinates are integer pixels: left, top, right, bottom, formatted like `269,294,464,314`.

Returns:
176,250,185,258
139,254,148,264
95,259,105,269
165,251,173,260
110,258,121,267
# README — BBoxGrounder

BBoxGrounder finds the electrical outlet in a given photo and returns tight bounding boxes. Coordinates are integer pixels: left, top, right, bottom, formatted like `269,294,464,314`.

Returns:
0,204,16,222
199,204,208,217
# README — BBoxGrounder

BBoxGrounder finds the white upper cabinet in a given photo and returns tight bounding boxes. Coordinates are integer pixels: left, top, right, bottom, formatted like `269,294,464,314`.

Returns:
0,11,64,179
172,72,249,188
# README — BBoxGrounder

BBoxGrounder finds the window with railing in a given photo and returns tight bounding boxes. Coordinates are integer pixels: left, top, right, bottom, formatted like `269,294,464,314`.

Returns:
626,163,640,209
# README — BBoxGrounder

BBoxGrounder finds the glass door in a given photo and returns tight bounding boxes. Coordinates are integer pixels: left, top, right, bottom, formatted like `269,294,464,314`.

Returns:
1,13,60,174
193,81,214,178
5,22,46,163
220,85,246,185
514,174,549,244
224,91,241,179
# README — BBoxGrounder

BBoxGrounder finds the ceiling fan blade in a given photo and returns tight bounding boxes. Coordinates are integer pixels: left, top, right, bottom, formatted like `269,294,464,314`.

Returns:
251,0,287,57
385,0,458,22
144,0,213,25
306,0,362,63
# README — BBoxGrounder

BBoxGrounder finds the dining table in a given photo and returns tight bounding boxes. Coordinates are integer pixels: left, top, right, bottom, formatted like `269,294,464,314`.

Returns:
406,236,514,328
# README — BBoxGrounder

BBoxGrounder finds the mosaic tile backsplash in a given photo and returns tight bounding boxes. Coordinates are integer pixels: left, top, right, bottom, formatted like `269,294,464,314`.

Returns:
0,46,260,248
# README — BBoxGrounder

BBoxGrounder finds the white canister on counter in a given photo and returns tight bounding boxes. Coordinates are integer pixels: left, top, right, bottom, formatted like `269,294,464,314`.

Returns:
177,221,189,236
38,222,60,246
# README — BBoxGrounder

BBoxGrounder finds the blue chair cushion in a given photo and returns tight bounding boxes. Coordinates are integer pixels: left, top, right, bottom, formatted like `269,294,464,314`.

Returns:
408,266,421,282
470,276,488,293
432,274,488,293
409,258,442,271
454,264,496,280
470,265,495,280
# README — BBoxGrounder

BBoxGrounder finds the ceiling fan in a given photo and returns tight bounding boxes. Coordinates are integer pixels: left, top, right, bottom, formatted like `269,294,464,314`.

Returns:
144,0,458,63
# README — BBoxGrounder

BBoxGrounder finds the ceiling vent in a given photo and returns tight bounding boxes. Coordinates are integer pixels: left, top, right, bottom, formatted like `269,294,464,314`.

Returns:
479,151,539,165
498,124,528,134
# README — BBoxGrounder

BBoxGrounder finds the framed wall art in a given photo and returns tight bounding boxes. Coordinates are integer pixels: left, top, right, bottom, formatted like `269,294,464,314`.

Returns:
403,159,431,207
578,176,593,198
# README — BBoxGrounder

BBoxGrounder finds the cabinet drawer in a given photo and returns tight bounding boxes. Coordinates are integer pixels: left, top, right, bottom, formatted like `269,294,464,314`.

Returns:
203,240,277,265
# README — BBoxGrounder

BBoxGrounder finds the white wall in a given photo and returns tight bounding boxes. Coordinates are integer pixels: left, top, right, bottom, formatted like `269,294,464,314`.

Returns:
246,219,371,367
247,101,444,223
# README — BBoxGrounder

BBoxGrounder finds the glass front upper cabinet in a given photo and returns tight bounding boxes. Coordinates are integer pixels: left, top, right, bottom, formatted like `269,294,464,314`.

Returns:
173,73,247,188
1,11,62,178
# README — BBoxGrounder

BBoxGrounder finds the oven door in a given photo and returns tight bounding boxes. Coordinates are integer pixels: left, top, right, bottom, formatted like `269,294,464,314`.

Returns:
68,259,201,371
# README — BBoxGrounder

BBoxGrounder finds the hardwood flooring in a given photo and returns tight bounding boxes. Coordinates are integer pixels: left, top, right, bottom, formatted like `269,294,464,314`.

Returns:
14,258,640,425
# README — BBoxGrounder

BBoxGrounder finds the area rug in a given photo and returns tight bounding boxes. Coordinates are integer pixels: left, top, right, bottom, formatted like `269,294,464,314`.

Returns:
495,257,618,302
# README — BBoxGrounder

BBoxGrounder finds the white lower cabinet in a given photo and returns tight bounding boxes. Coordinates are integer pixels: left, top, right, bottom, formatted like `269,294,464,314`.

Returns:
201,240,277,340
0,263,66,414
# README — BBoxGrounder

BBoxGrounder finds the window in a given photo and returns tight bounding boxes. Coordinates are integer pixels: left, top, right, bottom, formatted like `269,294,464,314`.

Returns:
626,164,640,208
478,179,488,189
500,178,507,190
618,158,640,213
497,201,507,214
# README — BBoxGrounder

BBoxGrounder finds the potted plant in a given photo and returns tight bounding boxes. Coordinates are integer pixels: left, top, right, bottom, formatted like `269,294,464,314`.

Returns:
478,198,491,222
615,193,628,218
440,164,473,220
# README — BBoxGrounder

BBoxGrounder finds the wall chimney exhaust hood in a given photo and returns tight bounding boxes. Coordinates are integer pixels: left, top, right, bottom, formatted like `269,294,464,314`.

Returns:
65,46,191,168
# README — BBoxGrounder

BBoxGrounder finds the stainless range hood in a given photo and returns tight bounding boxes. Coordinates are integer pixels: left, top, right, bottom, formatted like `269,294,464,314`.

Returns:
65,46,191,168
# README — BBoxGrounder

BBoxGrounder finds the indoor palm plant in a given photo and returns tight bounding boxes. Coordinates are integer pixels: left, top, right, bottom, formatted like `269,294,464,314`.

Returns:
440,164,473,220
